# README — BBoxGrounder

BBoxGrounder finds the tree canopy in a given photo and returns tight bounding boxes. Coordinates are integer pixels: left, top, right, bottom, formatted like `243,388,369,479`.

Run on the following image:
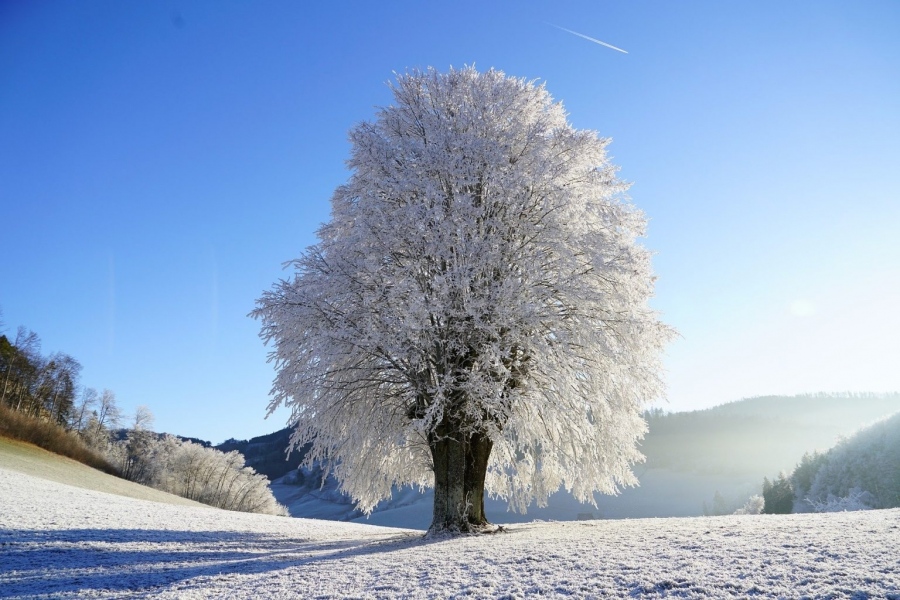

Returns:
253,67,672,532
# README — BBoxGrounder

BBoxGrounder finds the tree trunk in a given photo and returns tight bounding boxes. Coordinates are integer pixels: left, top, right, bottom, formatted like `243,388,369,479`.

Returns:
464,431,493,527
428,419,494,534
0,357,14,405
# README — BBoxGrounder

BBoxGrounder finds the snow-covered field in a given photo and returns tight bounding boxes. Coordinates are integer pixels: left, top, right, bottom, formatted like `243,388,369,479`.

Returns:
2,464,899,599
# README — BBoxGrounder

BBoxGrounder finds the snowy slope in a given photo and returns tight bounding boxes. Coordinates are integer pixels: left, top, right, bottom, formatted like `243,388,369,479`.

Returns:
3,466,899,599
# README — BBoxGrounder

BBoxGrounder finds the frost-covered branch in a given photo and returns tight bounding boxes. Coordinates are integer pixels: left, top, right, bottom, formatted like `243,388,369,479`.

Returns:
253,67,673,529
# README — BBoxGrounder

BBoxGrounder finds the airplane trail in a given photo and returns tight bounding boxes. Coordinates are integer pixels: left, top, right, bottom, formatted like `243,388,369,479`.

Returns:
552,24,628,54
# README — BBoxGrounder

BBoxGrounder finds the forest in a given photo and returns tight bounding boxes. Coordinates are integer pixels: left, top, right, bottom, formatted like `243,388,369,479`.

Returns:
759,410,900,514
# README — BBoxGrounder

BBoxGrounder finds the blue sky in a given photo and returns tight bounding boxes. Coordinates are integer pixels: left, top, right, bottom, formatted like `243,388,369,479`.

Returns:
2,1,898,444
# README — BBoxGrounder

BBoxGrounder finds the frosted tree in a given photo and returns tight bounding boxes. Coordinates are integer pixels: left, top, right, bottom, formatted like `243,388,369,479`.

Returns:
117,405,157,483
93,389,121,434
253,67,672,533
69,387,98,432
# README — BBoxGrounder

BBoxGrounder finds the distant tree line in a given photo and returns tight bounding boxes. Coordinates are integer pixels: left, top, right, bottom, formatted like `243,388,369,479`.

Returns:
0,321,135,448
0,314,285,516
1,326,86,428
640,393,900,477
217,428,304,481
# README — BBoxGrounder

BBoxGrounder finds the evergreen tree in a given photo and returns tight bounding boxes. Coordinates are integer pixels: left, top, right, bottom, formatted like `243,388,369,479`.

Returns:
763,472,794,514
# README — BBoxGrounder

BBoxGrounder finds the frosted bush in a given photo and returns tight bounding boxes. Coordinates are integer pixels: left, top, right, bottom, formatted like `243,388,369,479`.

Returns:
108,432,287,516
807,488,875,513
733,494,764,515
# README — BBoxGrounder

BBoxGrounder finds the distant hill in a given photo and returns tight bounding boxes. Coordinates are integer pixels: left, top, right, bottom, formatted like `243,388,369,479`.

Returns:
216,427,304,481
111,429,212,449
641,392,900,475
218,393,900,527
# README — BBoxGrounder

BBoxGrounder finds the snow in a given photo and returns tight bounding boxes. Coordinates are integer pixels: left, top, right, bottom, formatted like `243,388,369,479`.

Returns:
3,466,899,599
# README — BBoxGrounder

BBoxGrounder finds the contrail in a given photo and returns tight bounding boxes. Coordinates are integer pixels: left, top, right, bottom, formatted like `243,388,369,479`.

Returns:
551,24,628,54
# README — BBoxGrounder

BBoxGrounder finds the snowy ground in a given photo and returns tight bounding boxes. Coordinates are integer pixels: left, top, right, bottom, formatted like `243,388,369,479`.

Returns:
2,465,899,599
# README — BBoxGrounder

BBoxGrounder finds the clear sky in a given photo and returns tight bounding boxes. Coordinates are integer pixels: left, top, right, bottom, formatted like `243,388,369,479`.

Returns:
2,1,898,444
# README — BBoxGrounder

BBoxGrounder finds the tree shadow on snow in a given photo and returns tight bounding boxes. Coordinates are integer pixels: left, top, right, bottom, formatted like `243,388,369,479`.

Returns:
0,526,431,598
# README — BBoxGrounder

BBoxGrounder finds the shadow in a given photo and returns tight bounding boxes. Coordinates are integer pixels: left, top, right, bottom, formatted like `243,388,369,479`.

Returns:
0,527,434,598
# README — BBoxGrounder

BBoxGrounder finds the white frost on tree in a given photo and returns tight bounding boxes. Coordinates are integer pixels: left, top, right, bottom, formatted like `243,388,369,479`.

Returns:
253,67,673,532
110,433,287,516
733,495,765,515
807,488,875,513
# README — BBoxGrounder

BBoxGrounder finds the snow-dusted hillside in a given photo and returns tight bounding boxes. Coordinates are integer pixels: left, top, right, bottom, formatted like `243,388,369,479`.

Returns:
266,394,900,525
2,465,898,598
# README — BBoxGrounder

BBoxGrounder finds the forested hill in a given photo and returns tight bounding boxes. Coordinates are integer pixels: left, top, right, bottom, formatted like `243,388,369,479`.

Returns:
792,410,900,511
200,393,900,494
216,428,303,481
641,393,900,475
204,393,899,486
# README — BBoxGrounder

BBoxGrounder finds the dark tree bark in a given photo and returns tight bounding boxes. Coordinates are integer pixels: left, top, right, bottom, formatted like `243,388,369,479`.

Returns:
428,417,495,533
463,431,493,527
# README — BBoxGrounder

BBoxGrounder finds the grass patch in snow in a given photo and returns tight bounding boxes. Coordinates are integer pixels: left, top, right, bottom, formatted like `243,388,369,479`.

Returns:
0,436,207,508
0,403,117,474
